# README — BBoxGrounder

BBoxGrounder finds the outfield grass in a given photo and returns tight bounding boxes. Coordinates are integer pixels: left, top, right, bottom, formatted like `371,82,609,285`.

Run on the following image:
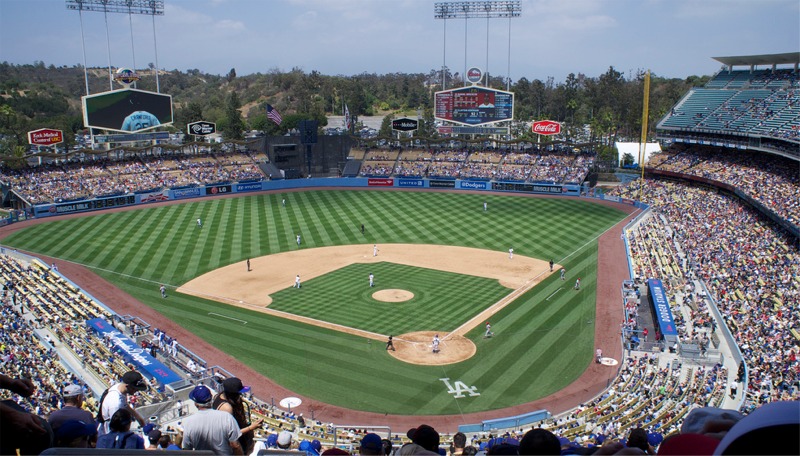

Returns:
2,190,626,415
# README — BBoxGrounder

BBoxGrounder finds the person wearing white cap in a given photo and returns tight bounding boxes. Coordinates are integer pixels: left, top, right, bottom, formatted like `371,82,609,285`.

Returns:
182,384,243,455
99,371,147,436
48,384,95,435
276,430,293,449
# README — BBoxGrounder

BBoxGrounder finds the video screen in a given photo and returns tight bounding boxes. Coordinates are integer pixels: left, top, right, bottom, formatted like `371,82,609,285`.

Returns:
83,89,173,133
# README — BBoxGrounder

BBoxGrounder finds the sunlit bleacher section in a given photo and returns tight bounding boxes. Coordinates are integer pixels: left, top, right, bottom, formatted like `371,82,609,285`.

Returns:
646,145,800,229
658,66,800,143
610,178,800,413
427,149,467,179
460,151,503,180
0,148,268,204
394,149,432,177
358,148,400,177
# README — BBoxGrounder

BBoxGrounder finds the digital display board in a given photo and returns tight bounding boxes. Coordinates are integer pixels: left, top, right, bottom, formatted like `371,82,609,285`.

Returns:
82,88,173,133
434,86,514,126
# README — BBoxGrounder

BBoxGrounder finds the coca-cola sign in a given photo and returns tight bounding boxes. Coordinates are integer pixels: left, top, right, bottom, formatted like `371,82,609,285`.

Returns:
531,120,561,135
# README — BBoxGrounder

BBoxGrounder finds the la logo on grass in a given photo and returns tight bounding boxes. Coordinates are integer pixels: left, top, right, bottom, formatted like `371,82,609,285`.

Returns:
440,378,480,398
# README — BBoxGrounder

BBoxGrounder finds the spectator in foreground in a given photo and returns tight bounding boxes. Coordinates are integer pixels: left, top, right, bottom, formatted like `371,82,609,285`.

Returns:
48,383,95,435
99,370,148,435
53,419,97,448
96,408,145,449
0,373,53,455
182,384,243,455
518,428,560,455
213,377,262,454
359,432,383,455
400,424,440,455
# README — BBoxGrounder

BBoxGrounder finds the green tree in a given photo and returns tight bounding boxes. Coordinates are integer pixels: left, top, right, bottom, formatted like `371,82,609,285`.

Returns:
223,92,245,140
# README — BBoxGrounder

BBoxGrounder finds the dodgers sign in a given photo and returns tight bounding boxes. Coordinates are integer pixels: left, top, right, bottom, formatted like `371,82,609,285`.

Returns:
647,279,678,338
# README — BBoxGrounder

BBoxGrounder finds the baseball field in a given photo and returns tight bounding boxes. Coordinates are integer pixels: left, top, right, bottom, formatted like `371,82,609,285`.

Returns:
1,189,630,420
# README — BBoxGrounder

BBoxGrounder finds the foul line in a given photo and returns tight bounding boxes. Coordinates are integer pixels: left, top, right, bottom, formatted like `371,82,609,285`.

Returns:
545,287,563,301
208,312,248,324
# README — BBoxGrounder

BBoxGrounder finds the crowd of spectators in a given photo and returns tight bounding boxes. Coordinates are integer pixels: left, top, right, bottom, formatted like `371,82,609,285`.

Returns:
610,178,800,411
646,146,800,228
0,149,267,204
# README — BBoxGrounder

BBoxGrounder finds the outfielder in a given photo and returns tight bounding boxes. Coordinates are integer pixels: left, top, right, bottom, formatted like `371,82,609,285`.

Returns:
483,201,488,212
575,278,581,290
196,218,202,228
296,234,301,246
560,268,566,280
282,198,286,207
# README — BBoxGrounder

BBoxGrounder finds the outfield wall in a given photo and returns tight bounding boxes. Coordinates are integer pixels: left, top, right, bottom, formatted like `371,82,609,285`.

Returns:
31,178,585,218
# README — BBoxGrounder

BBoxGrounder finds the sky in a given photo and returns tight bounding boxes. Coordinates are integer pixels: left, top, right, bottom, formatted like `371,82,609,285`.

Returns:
1,0,798,83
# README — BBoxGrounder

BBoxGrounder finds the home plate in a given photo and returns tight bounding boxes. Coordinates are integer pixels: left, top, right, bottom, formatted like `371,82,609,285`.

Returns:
279,397,302,408
600,357,619,366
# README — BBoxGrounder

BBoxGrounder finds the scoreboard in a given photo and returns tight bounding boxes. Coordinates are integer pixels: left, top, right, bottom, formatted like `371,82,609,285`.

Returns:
435,86,514,126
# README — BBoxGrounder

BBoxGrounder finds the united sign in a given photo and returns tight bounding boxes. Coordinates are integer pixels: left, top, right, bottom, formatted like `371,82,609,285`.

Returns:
28,128,64,146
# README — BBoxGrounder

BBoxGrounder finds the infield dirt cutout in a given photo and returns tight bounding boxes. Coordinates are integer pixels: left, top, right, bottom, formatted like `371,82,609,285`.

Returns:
178,244,555,365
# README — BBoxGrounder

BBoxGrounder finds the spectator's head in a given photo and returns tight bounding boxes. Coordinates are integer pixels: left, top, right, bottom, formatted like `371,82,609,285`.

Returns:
277,430,293,449
453,432,467,450
381,439,393,455
627,427,649,452
714,400,799,455
61,384,84,405
158,434,172,449
121,371,148,393
411,424,439,452
189,384,213,409
359,433,383,455
519,429,560,455
54,419,96,448
222,377,250,398
148,429,162,447
108,408,134,433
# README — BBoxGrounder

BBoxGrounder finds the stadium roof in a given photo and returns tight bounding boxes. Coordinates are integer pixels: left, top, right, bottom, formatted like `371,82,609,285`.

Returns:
712,52,800,67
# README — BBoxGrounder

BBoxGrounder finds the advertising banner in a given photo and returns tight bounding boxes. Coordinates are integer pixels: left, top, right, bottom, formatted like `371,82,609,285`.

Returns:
367,178,394,187
647,279,678,338
429,180,456,188
172,188,202,199
398,179,425,188
458,181,488,190
236,182,264,192
86,318,182,387
205,185,232,196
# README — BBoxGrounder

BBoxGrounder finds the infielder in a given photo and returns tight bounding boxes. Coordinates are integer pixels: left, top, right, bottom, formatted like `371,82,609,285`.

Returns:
369,273,374,287
484,322,494,338
508,248,514,259
373,244,379,257
160,284,167,298
560,268,566,280
575,278,581,290
247,258,251,272
196,218,202,228
432,334,440,353
294,274,301,288
549,259,554,272
296,234,301,246
386,335,395,351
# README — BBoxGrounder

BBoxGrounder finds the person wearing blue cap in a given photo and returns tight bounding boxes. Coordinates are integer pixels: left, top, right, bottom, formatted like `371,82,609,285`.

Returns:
213,377,262,455
182,384,243,455
360,433,384,455
54,419,97,448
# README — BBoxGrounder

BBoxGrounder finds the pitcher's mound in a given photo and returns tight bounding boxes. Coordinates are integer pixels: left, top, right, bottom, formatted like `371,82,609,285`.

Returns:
389,331,476,365
372,289,414,302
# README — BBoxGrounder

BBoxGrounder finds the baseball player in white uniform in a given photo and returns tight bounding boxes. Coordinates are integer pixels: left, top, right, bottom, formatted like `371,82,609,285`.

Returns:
484,322,494,338
294,275,301,288
483,202,488,212
196,218,202,228
373,244,379,257
432,334,440,353
560,268,566,280
369,273,374,287
508,248,514,259
296,234,301,246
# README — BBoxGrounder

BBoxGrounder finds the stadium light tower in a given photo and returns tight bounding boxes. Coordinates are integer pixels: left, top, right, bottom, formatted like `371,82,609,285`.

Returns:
66,0,165,94
434,1,521,90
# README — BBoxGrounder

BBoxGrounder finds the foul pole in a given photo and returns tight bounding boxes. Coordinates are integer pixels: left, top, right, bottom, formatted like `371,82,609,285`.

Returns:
638,70,650,203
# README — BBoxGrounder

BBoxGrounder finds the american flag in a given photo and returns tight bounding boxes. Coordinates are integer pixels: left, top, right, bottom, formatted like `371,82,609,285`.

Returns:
266,104,283,126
